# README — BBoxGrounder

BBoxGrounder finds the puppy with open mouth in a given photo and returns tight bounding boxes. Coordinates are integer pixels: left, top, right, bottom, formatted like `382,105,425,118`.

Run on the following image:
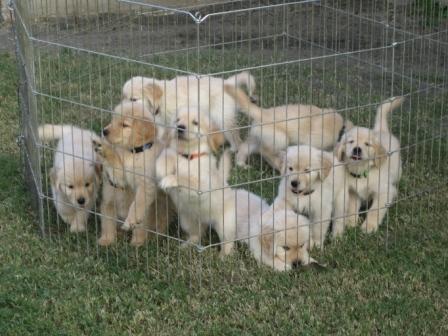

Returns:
277,145,351,248
335,96,404,233
93,100,174,246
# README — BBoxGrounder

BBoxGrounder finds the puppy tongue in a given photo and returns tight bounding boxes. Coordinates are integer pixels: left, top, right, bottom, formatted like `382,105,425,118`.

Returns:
351,155,362,161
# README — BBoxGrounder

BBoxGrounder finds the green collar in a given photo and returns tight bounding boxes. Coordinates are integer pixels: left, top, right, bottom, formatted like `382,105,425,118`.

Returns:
350,171,369,179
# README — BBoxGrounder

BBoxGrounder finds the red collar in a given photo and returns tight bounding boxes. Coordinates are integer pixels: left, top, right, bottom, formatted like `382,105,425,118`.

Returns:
180,152,208,160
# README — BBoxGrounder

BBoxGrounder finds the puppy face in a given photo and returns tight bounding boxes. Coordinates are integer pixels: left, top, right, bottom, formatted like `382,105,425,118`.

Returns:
51,163,99,208
122,77,163,110
281,145,332,195
336,127,386,174
102,101,157,148
261,212,313,267
175,107,224,153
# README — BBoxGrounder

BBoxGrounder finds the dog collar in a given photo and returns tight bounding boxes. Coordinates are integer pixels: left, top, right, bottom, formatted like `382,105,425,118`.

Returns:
300,189,315,196
181,152,208,160
106,173,125,189
130,142,153,154
350,171,369,179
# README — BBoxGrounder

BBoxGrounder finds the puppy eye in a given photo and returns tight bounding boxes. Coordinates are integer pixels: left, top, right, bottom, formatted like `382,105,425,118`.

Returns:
192,120,198,126
122,123,130,128
154,108,160,115
288,167,293,172
365,142,370,146
85,183,90,187
282,246,290,251
68,185,74,189
349,140,355,144
304,168,310,173
130,98,137,102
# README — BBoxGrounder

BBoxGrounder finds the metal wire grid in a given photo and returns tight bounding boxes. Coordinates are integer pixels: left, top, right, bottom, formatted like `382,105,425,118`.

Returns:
10,0,448,283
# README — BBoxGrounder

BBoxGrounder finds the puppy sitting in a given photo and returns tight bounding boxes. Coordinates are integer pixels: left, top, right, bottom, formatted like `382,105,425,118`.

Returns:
155,107,241,256
237,195,318,271
224,85,352,170
94,100,173,246
277,145,351,248
335,97,404,233
121,71,256,151
38,124,101,232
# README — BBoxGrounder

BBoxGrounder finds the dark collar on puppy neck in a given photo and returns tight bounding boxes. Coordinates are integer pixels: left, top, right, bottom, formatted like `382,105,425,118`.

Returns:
350,171,369,179
300,189,314,196
181,152,208,160
106,174,125,189
130,142,153,154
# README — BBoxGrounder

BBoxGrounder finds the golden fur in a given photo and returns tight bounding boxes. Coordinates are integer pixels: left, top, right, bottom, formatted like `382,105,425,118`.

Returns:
335,96,404,233
94,101,174,246
225,85,352,170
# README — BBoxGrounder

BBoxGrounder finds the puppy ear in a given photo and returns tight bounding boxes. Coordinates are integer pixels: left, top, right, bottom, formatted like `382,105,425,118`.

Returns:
260,231,274,254
334,141,346,162
278,150,287,173
373,142,387,168
143,84,163,108
319,154,333,181
49,167,58,185
94,163,102,185
207,132,225,153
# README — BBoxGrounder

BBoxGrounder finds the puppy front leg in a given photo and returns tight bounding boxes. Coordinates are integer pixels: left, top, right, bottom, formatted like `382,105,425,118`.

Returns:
98,190,118,246
332,187,350,238
311,205,332,249
236,135,259,167
362,187,397,233
70,209,88,233
348,190,361,225
123,182,156,231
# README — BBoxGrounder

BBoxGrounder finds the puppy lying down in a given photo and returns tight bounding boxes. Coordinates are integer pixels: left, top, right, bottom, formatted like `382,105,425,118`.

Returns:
236,191,319,271
38,124,101,232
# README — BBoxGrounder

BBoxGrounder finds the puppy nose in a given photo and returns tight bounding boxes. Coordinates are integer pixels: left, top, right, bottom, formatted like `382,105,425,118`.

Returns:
352,147,362,156
77,197,85,205
290,180,299,188
291,260,302,269
177,124,186,133
102,128,109,136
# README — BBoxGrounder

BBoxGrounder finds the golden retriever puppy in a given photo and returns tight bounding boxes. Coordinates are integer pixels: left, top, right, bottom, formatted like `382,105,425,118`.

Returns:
155,107,240,256
277,145,352,248
93,100,174,246
121,71,255,151
38,124,101,232
237,195,318,271
224,85,352,170
335,96,404,233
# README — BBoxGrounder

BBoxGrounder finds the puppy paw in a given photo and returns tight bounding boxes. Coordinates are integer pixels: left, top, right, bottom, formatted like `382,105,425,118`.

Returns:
92,139,103,156
98,235,115,246
159,175,178,190
70,222,86,233
236,159,249,168
219,242,234,257
130,236,145,247
360,220,379,234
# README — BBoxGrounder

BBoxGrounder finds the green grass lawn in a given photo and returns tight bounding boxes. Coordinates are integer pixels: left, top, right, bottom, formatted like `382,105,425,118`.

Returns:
1,44,448,335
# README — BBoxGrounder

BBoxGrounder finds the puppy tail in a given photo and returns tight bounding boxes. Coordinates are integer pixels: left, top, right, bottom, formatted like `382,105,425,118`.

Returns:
225,71,256,97
224,84,262,122
219,149,232,185
374,96,404,133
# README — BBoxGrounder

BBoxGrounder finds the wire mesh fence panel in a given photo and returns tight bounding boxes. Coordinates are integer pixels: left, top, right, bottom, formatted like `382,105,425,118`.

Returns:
10,0,448,288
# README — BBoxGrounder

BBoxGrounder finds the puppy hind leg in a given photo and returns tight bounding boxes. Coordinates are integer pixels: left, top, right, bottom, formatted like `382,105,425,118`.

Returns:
311,205,332,249
98,198,118,246
236,135,259,167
